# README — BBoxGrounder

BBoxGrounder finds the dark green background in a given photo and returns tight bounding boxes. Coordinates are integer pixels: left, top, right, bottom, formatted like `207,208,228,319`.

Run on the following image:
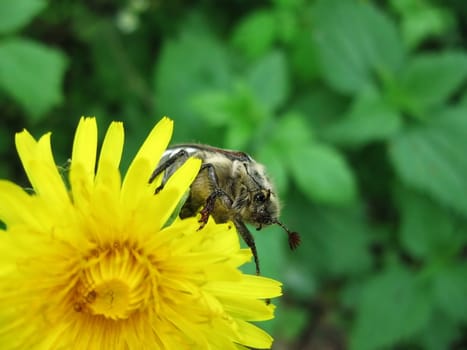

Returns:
1,0,467,349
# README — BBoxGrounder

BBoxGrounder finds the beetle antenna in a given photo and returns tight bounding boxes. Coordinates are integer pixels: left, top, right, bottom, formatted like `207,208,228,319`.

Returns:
274,220,300,250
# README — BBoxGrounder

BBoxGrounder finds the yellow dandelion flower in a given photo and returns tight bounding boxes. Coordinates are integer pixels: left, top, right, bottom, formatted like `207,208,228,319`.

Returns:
0,117,281,350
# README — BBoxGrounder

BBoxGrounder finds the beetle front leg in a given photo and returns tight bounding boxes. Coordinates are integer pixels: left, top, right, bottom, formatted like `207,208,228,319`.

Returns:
149,149,189,193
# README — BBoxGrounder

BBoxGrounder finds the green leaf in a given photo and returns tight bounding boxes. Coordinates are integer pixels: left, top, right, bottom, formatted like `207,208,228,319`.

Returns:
0,0,46,34
273,306,308,341
275,9,299,44
256,145,289,195
274,112,314,151
350,267,432,350
389,106,467,218
292,88,348,128
325,88,402,146
231,9,276,59
225,119,255,151
0,128,10,153
246,51,289,113
192,82,266,150
396,51,467,115
312,0,404,94
289,144,357,204
433,263,467,322
417,311,461,350
390,0,455,48
154,28,232,141
397,187,461,260
272,0,305,10
284,198,371,300
257,112,314,194
290,31,320,83
190,91,232,127
0,38,67,120
282,260,318,301
294,205,371,277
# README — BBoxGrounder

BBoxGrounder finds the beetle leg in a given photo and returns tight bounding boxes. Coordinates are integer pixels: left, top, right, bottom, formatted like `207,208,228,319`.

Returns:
198,188,233,228
197,163,233,228
233,218,261,275
149,149,189,193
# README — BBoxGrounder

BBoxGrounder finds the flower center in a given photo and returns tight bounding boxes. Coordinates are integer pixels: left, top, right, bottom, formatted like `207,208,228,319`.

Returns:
88,279,130,319
74,242,155,320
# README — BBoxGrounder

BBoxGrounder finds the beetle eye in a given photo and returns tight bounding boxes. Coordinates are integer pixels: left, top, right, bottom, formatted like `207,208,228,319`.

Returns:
254,193,266,203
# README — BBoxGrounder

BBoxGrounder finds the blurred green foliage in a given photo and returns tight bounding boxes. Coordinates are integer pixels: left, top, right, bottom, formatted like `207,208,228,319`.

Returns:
1,0,467,349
